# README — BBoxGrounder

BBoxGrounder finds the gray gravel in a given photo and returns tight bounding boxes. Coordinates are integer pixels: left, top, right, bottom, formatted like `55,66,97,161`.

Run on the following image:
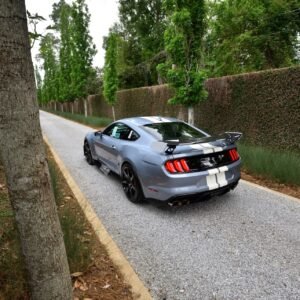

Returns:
40,111,300,300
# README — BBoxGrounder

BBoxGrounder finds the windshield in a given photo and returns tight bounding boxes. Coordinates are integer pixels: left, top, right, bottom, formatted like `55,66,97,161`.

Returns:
143,122,208,143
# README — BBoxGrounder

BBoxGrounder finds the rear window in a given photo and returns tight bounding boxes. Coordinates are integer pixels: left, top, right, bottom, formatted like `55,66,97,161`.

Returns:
143,122,208,143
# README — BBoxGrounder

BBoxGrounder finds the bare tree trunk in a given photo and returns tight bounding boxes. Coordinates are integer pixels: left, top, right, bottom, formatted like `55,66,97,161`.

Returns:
0,1,72,299
84,98,88,117
188,106,195,125
112,105,116,121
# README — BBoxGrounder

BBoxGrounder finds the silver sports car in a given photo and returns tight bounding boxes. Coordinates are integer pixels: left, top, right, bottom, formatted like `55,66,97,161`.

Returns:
83,116,242,206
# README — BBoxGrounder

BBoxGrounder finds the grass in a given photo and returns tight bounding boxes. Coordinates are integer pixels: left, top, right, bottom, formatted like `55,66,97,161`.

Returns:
238,143,300,186
0,148,93,299
47,157,91,273
43,109,112,128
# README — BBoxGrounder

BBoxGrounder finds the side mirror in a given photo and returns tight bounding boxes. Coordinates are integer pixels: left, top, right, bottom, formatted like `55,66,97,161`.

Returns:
94,131,102,137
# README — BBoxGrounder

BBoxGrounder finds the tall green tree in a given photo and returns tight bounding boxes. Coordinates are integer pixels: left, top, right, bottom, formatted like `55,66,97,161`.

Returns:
56,0,73,101
206,0,300,76
39,33,59,102
34,65,43,104
103,32,119,121
119,0,166,61
158,0,208,125
116,0,167,87
70,0,96,99
39,0,96,103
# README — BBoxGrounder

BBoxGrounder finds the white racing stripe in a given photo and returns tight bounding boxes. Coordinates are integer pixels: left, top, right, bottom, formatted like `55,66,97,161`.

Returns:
142,116,171,123
216,172,227,187
206,166,229,190
206,174,219,190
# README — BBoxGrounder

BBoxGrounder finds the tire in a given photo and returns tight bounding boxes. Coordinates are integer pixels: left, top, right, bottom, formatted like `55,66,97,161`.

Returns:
121,163,144,203
84,140,95,165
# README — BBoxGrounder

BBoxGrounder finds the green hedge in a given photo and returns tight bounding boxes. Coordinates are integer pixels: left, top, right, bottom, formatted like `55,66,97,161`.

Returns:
198,66,300,152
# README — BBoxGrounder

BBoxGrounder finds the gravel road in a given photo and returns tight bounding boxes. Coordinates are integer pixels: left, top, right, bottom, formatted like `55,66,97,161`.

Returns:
40,111,300,300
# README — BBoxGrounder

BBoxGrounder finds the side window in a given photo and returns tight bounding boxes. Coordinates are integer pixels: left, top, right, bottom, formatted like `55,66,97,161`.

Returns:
103,124,117,136
102,123,139,141
128,130,139,141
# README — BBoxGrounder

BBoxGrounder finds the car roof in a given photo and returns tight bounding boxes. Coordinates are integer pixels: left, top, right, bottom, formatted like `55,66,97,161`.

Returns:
119,116,180,126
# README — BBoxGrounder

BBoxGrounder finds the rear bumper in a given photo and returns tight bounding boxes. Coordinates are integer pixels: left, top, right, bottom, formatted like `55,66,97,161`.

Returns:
141,160,241,202
148,179,239,206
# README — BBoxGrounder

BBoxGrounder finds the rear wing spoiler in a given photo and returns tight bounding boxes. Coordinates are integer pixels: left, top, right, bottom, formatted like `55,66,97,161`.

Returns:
165,140,180,154
164,132,242,154
224,132,243,144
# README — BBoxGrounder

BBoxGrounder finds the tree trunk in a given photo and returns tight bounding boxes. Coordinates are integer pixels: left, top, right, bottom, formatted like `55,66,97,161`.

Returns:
84,98,88,117
188,106,195,125
112,105,116,121
0,1,72,299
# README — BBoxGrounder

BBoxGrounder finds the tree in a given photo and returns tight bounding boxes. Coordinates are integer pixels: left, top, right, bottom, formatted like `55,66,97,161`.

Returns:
56,0,74,101
116,0,167,87
38,0,97,103
70,0,96,99
103,32,119,121
39,33,59,102
34,65,43,104
0,1,72,299
206,0,300,76
158,0,208,125
119,0,166,61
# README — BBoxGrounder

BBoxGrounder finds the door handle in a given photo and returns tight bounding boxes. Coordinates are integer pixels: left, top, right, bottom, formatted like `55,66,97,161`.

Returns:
111,145,116,150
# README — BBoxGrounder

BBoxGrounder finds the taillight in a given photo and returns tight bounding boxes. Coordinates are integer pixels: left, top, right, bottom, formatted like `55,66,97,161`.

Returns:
228,149,239,161
165,161,177,173
165,158,190,174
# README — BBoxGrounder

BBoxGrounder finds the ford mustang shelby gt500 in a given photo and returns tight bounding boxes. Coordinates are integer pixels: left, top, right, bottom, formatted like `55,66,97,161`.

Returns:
83,116,242,205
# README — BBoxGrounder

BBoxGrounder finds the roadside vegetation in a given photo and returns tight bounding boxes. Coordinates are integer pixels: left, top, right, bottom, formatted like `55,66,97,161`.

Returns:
44,109,112,128
238,144,300,186
0,147,132,299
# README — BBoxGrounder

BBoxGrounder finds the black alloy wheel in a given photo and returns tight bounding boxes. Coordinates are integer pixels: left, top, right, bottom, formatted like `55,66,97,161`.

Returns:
84,140,94,165
121,163,144,203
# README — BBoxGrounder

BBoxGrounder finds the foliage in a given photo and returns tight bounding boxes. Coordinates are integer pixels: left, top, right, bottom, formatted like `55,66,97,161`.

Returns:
48,160,91,272
119,0,166,61
70,0,97,98
44,110,112,128
157,0,208,123
34,65,43,103
39,33,60,102
108,0,167,88
238,143,300,186
57,1,73,101
103,32,119,117
38,0,97,103
206,0,300,77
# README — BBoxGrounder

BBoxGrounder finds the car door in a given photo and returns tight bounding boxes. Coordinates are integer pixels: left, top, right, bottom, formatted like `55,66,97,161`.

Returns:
93,123,118,172
94,123,132,173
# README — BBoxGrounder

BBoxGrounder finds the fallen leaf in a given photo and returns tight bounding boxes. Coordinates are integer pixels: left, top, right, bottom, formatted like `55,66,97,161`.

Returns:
79,282,88,291
71,272,83,278
102,283,111,289
73,280,81,290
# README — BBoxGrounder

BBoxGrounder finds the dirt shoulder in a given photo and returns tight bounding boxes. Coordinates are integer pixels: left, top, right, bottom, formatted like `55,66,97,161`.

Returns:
241,170,300,200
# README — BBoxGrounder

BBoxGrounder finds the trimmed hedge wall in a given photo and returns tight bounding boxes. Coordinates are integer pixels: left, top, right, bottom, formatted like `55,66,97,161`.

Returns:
197,67,300,151
44,66,300,152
